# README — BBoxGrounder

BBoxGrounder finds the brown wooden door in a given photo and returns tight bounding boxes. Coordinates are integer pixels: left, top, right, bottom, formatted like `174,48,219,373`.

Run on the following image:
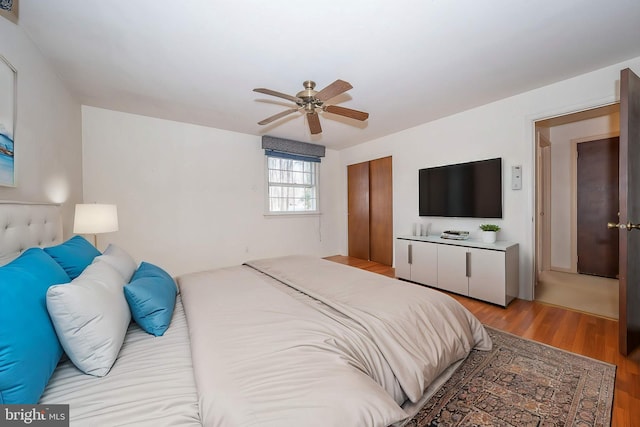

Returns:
577,137,619,278
618,67,640,355
348,161,370,260
369,156,393,266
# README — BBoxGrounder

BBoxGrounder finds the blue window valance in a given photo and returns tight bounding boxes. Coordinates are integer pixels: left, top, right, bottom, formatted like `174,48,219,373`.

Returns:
262,135,325,162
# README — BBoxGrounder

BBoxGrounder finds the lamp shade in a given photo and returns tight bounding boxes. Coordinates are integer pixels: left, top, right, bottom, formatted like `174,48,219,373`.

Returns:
73,204,119,234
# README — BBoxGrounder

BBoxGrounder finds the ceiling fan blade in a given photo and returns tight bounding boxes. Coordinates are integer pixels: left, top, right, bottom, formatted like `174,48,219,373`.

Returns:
253,88,301,103
314,79,353,102
307,112,322,134
324,105,369,121
258,108,299,125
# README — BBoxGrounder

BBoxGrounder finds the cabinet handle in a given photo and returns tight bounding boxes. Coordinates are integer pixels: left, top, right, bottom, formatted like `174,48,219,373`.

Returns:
408,244,413,264
466,252,471,277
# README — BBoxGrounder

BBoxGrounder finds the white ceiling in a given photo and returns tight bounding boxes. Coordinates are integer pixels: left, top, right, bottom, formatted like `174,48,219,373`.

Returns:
19,0,640,149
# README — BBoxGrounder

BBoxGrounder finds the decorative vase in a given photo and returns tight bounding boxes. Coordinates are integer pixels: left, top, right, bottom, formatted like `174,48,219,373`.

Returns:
481,231,497,243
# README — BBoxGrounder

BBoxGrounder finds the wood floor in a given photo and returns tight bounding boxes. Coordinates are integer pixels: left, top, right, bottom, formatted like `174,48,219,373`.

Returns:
325,255,640,427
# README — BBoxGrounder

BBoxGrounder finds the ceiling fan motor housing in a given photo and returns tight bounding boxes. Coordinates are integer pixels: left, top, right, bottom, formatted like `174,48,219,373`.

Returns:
296,80,323,111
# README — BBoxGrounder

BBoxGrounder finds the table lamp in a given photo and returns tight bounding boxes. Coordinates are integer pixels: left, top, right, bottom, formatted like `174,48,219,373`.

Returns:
73,204,119,247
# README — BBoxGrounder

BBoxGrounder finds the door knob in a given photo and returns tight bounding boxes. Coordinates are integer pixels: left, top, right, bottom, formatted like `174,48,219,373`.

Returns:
607,222,640,230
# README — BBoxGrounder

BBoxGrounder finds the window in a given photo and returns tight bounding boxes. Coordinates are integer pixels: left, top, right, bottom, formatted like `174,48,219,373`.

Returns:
266,155,319,214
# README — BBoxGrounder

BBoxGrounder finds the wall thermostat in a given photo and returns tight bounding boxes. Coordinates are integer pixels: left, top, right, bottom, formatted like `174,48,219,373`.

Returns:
511,165,522,190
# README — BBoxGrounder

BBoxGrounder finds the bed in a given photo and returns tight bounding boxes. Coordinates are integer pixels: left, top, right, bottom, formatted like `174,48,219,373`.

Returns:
0,201,492,426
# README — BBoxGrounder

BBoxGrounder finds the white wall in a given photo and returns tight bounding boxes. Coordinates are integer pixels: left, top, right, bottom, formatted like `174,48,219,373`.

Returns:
549,114,619,271
81,106,344,276
339,56,640,301
0,20,83,234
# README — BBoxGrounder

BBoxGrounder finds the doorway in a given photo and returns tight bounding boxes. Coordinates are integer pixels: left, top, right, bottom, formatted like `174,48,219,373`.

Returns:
534,104,620,318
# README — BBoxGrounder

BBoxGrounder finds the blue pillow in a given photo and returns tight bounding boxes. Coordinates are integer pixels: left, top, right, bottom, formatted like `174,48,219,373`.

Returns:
124,262,177,336
44,235,101,280
0,248,70,404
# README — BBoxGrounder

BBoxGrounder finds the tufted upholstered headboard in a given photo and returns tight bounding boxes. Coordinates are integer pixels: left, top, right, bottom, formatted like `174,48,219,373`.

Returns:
0,201,63,266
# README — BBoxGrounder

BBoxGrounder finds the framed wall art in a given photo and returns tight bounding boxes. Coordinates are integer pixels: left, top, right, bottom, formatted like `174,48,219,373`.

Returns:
0,0,18,23
0,55,16,187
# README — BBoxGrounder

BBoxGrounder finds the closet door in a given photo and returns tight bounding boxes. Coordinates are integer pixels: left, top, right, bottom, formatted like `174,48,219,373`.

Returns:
369,156,393,265
348,161,370,260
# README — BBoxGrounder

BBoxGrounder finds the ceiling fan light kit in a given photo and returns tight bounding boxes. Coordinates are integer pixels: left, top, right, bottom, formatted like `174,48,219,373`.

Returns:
253,79,369,135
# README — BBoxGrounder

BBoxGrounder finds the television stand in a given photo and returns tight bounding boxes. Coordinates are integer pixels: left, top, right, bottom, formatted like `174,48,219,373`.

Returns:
395,236,519,307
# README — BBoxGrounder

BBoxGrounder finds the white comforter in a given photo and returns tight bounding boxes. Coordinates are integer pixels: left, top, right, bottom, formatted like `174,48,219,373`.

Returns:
178,256,491,427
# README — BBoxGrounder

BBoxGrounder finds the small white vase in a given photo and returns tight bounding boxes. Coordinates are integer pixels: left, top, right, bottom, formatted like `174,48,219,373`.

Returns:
481,231,497,243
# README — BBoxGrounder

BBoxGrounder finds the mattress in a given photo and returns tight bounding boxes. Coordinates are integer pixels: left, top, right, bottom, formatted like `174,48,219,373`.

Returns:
39,295,201,427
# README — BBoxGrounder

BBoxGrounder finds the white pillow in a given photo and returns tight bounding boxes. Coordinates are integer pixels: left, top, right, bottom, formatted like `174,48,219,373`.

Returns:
93,244,137,282
46,260,131,377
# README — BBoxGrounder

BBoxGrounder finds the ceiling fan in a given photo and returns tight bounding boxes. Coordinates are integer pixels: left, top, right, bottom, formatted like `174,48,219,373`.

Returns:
253,79,369,135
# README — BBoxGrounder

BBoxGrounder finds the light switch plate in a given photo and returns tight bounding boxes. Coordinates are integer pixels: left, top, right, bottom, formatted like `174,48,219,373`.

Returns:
511,165,522,190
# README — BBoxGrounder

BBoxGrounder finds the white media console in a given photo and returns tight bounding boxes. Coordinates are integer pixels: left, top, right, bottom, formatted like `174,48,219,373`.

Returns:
395,236,519,307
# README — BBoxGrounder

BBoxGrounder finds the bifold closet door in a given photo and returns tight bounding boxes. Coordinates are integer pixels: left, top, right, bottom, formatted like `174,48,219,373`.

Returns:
369,156,393,265
347,156,393,265
348,161,370,260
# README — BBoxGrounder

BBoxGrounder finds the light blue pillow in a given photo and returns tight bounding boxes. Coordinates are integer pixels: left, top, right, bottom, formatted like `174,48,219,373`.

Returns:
0,248,70,404
124,262,177,336
94,244,137,282
44,235,101,280
47,261,130,377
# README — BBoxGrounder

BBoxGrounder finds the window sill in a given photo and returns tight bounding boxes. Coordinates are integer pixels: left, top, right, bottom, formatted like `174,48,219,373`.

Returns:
263,211,322,218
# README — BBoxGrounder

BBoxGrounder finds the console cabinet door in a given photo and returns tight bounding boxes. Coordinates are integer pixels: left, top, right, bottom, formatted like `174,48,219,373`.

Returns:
395,239,412,280
437,244,469,295
468,249,506,306
410,241,438,286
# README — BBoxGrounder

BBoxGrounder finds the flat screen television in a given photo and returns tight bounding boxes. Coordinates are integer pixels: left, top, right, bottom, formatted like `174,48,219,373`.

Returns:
419,157,502,218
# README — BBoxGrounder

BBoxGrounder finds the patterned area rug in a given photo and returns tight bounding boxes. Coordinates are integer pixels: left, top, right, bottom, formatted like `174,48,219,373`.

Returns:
404,326,616,427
